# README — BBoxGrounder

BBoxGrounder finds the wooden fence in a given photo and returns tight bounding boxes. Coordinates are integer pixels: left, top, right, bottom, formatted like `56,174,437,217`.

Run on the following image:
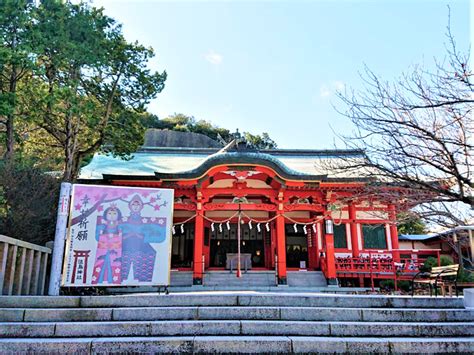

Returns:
0,235,52,295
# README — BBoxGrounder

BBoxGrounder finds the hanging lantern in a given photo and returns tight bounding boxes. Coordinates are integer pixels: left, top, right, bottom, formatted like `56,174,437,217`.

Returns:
249,220,253,230
265,222,270,232
180,224,185,234
325,219,334,234
312,224,317,233
219,223,223,233
172,225,176,235
211,222,215,232
293,223,298,233
257,223,261,232
226,221,231,230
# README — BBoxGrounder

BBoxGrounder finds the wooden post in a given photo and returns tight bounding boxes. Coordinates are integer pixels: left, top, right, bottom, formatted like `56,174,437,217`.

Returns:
5,245,18,295
193,211,204,285
388,204,400,261
49,182,72,296
30,251,41,295
23,249,34,295
13,247,26,295
0,243,9,293
38,252,48,295
348,203,360,257
276,213,287,285
324,219,338,286
236,209,242,278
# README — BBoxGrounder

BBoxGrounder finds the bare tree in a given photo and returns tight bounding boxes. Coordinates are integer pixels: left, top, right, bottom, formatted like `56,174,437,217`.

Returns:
331,23,473,227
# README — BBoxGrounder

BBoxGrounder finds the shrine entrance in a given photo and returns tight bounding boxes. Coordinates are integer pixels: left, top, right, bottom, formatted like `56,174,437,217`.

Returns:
285,224,309,268
209,223,269,269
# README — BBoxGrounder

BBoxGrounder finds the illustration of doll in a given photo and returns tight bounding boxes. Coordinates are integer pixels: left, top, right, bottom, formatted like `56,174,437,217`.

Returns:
91,205,123,284
121,194,166,282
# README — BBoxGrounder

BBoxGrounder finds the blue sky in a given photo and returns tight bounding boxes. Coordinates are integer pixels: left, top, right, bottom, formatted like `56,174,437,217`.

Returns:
93,0,471,149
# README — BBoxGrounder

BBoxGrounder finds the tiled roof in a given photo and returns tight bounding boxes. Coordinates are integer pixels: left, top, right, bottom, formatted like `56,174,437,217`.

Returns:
79,147,367,181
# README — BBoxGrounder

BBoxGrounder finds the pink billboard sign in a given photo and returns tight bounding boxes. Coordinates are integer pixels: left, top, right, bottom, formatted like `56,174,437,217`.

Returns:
62,184,174,287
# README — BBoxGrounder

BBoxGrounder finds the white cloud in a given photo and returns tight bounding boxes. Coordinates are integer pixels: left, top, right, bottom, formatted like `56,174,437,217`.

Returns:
319,81,345,98
204,50,223,65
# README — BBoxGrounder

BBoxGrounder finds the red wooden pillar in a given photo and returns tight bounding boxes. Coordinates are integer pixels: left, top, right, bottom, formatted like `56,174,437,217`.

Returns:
276,212,287,285
348,203,360,257
193,192,204,285
270,222,276,268
324,218,338,286
388,204,400,261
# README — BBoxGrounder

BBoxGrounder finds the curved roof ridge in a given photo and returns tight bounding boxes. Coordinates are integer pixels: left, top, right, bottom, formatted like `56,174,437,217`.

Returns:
154,149,328,181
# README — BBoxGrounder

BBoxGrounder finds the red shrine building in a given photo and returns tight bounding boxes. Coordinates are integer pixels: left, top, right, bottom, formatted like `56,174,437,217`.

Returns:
80,136,430,287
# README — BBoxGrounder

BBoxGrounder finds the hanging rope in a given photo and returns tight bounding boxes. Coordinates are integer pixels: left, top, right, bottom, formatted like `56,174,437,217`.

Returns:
202,211,239,223
172,213,197,226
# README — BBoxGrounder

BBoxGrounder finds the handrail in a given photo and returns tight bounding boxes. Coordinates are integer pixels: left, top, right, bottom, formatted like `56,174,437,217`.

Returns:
0,235,51,254
0,235,51,295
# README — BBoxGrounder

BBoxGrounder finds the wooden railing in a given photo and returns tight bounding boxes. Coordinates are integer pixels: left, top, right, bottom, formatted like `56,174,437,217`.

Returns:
334,249,441,278
0,235,52,295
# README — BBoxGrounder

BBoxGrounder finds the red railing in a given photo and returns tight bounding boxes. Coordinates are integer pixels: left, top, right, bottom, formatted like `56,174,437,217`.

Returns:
322,249,441,289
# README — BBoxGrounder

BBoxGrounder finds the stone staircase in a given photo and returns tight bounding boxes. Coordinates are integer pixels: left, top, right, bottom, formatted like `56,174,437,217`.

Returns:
203,271,276,287
0,292,473,353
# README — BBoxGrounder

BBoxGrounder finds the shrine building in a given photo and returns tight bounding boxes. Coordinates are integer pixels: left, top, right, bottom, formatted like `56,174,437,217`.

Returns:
79,134,431,288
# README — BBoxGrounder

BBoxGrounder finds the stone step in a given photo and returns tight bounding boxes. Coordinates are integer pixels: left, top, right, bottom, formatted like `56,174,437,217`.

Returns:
0,336,472,353
0,293,465,309
203,272,276,287
287,271,327,287
2,306,473,322
0,320,472,338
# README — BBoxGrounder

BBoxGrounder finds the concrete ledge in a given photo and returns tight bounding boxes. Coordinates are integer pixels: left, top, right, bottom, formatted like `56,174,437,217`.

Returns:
197,306,280,320
0,296,80,308
4,306,473,323
241,320,330,336
280,307,362,321
91,336,194,353
193,336,292,353
113,307,197,321
0,309,24,322
238,294,464,308
81,294,239,308
291,336,347,353
389,337,474,353
0,336,472,353
150,320,241,336
24,308,113,322
361,308,474,322
1,320,471,338
0,323,55,337
0,338,91,354
55,321,149,337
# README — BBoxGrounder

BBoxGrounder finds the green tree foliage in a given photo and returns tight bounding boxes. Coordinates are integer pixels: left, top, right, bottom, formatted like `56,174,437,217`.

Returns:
0,1,166,181
0,161,60,245
24,1,166,181
0,0,34,161
143,113,278,149
397,212,427,235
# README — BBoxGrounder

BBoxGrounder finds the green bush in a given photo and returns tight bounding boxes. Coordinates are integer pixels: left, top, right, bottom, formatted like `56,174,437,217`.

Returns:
380,279,395,291
421,256,438,272
397,280,411,292
440,255,454,266
458,269,474,282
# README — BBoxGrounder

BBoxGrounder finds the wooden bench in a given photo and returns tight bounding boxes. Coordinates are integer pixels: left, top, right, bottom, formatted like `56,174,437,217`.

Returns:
411,264,460,297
